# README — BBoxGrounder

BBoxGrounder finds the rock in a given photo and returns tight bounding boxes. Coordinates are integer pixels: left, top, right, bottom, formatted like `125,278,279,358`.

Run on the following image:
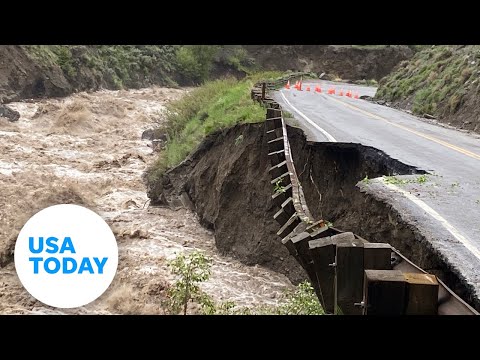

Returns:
423,113,436,120
0,105,20,122
360,95,373,101
130,229,149,239
376,100,386,105
141,129,155,140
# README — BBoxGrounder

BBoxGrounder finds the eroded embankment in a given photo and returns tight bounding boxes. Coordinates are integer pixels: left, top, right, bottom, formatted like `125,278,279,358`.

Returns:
148,123,306,284
289,130,477,306
152,121,477,308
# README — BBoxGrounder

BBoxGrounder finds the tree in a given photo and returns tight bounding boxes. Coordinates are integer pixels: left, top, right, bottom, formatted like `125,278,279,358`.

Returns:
165,250,212,315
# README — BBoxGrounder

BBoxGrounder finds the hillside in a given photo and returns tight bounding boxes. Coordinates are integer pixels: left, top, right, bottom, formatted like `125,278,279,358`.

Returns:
243,45,414,81
375,45,480,134
0,45,414,104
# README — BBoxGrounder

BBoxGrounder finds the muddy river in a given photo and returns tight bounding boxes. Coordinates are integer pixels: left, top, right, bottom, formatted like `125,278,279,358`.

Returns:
0,87,294,314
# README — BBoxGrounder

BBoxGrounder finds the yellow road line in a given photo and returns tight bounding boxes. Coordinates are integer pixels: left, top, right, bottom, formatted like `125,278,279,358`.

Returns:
327,95,480,161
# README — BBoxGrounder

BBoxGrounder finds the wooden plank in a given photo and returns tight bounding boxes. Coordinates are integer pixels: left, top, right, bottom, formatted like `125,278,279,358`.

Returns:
277,214,301,239
265,116,282,131
364,270,406,315
269,160,288,180
331,232,355,244
271,183,292,207
404,273,439,315
309,237,336,314
364,243,392,270
268,149,286,166
270,172,291,187
336,239,364,315
266,128,283,142
267,137,284,152
273,207,290,226
280,197,295,216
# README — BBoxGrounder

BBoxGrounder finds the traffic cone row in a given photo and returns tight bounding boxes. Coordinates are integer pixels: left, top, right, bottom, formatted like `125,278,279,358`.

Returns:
284,82,359,99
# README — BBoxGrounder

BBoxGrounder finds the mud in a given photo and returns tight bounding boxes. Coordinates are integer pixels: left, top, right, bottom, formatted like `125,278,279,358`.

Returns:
152,120,476,309
0,87,294,314
149,123,306,285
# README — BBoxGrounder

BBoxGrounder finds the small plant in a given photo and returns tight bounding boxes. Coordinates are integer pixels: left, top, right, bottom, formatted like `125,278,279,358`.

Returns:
165,250,212,315
274,179,286,194
234,134,244,146
451,181,460,188
325,220,334,227
362,175,370,184
416,174,428,183
283,111,294,118
273,281,324,315
383,175,409,185
476,199,480,205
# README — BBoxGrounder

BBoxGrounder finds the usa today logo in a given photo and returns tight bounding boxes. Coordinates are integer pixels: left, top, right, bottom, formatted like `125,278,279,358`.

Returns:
14,204,118,309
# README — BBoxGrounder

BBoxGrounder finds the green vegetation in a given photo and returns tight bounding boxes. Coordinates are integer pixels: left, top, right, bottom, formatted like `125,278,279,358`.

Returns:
23,45,179,89
176,45,220,84
383,175,429,185
164,251,324,315
147,72,282,184
274,179,286,194
376,45,480,118
22,45,260,90
164,250,213,315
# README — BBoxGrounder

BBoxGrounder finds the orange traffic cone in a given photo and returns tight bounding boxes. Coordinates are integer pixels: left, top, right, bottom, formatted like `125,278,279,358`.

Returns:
346,90,352,98
354,93,359,99
339,89,344,96
315,86,322,93
285,80,290,89
306,86,311,92
298,81,302,91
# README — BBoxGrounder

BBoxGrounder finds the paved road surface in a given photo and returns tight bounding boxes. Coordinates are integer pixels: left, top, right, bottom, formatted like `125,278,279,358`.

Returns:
274,80,480,299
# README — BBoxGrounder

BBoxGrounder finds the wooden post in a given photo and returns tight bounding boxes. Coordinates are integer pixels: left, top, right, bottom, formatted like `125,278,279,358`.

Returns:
363,243,392,270
261,82,266,100
336,238,365,315
363,270,406,315
404,273,439,315
291,232,323,300
309,237,336,314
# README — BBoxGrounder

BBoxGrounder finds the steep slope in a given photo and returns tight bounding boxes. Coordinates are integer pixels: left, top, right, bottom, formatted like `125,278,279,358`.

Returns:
375,45,480,133
244,45,414,81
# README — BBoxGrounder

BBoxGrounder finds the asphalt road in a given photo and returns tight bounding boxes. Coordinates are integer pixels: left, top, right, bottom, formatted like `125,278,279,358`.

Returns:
274,80,480,299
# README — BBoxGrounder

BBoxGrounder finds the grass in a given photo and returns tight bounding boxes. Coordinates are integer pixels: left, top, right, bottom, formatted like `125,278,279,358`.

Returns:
376,45,480,118
23,45,179,89
383,175,429,185
147,71,282,183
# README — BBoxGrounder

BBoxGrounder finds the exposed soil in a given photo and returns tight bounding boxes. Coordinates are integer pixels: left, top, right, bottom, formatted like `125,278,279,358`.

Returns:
244,45,414,81
0,46,179,104
0,87,294,314
288,129,478,309
151,121,478,310
149,123,306,285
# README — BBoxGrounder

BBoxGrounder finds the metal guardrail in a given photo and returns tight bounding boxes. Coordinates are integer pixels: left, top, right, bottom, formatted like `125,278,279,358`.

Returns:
251,78,478,315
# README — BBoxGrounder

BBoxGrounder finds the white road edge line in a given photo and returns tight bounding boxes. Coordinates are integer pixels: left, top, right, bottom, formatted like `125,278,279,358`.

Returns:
280,87,480,260
280,91,337,142
380,178,480,261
